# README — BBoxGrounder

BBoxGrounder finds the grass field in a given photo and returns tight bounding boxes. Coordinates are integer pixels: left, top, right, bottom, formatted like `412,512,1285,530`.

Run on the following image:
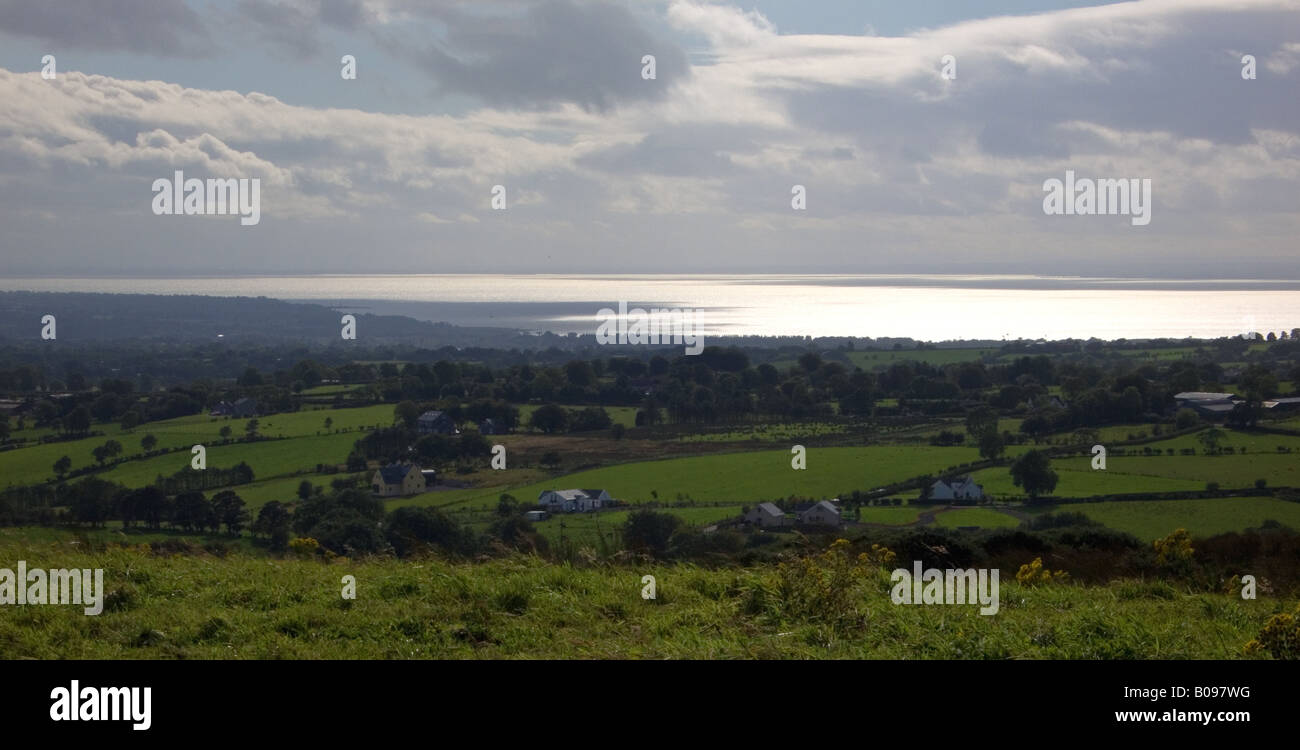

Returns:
0,405,394,487
100,432,360,488
933,507,1021,529
0,535,1287,659
969,466,1205,496
391,445,985,512
1034,496,1300,541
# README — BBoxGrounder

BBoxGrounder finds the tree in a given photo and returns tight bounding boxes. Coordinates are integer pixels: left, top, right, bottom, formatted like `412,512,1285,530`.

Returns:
219,425,232,440
529,403,569,434
0,416,8,442
245,419,259,438
53,455,72,478
253,501,292,551
64,405,92,436
1174,408,1201,430
297,480,314,501
1198,427,1224,455
141,434,158,452
497,493,519,518
977,430,1005,461
324,417,333,431
172,492,213,533
568,406,612,432
622,509,681,558
120,411,141,431
212,490,250,534
539,451,561,469
92,439,123,466
1009,450,1059,501
965,406,999,444
384,506,475,557
394,400,421,429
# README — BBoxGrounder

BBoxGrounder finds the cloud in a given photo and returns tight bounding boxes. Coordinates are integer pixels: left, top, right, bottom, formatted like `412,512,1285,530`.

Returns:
395,0,691,111
0,0,214,56
0,0,1297,276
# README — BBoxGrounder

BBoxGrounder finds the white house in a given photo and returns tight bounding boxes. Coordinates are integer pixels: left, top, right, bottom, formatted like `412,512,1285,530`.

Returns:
371,463,427,497
929,476,984,502
798,500,842,528
537,488,611,513
743,502,790,528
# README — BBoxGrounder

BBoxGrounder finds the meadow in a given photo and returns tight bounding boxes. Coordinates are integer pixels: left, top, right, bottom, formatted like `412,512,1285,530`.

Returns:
1028,496,1300,542
0,534,1288,660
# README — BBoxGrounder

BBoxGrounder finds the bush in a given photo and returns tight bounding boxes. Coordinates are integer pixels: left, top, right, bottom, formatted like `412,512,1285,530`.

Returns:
288,537,320,558
622,509,681,558
386,506,478,557
1244,602,1300,660
1015,557,1069,585
1153,528,1194,567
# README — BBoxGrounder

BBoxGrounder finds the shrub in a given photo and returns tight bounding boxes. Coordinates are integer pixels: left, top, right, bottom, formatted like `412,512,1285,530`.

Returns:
1153,528,1194,566
1015,557,1070,585
288,537,320,558
1244,603,1300,660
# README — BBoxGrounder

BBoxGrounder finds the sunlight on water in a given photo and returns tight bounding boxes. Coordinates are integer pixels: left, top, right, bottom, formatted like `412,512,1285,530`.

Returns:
2,274,1296,340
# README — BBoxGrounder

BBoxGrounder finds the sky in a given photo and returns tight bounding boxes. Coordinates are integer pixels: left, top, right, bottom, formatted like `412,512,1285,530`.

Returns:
0,0,1297,277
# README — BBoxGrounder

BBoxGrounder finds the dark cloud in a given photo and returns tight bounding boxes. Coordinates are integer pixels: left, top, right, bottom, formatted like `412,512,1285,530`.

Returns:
0,0,213,56
403,0,691,111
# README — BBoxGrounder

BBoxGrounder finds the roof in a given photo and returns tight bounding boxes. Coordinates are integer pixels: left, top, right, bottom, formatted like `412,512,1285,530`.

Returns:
934,476,980,490
418,410,448,420
377,464,417,484
1192,402,1237,413
1174,392,1239,401
541,489,590,501
754,502,783,516
802,500,840,516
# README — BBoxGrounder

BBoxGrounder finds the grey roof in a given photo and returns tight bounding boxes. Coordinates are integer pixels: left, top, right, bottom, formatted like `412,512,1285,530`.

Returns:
802,500,840,516
754,502,784,516
419,410,448,420
378,464,416,484
1174,392,1239,401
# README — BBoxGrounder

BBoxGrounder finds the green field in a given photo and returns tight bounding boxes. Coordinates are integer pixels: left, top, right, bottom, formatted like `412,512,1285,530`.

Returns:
391,445,985,512
933,508,1021,529
1037,496,1300,541
100,432,360,488
969,466,1204,496
0,533,1287,659
0,404,394,487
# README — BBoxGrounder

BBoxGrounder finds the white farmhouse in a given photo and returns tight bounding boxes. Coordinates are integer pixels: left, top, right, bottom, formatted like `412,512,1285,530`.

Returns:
743,502,790,528
929,476,984,502
798,500,842,528
537,488,611,513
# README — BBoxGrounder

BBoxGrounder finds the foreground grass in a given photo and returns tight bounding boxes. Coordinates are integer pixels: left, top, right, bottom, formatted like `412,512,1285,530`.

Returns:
0,536,1288,659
